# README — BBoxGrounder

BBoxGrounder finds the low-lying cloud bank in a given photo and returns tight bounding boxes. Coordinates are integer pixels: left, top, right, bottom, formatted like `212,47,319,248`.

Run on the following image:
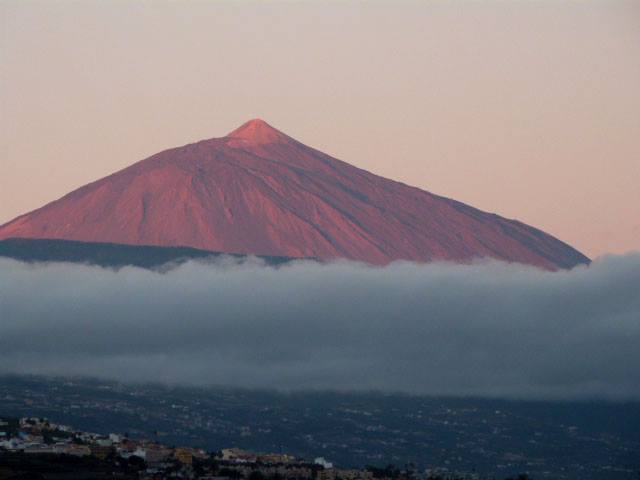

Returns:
1,254,639,400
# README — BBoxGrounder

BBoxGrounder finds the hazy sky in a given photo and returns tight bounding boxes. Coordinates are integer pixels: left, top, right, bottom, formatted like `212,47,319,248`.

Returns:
1,1,638,257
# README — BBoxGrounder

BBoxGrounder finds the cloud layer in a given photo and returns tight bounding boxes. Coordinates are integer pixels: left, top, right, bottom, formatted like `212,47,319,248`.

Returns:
1,254,639,400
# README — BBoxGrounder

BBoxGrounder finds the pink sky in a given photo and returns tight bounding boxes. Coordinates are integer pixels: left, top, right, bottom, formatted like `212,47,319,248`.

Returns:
1,1,638,257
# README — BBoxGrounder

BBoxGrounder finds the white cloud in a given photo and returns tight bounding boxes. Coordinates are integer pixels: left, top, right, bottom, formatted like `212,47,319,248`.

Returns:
1,254,639,400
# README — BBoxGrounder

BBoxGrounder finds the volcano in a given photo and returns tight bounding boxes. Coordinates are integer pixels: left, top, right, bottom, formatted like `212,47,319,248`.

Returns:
0,119,589,269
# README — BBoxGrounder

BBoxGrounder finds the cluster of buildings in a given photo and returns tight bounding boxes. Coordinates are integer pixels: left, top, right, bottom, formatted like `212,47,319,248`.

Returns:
0,417,426,480
0,417,209,475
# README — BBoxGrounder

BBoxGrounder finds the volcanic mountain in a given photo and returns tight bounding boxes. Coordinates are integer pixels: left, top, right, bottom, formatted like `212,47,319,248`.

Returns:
0,119,589,269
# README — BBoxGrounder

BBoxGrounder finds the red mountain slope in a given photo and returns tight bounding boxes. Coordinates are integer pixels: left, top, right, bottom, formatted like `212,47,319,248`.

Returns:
0,119,589,269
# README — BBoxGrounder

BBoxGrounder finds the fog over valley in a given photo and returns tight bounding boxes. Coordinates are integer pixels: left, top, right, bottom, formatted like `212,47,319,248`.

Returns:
1,254,638,400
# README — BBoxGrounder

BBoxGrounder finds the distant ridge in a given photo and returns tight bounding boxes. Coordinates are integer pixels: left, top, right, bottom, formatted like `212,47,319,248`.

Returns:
0,119,590,270
0,238,295,269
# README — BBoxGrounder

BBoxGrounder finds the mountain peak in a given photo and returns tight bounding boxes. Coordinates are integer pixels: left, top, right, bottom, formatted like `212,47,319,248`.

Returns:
226,118,290,144
0,119,590,269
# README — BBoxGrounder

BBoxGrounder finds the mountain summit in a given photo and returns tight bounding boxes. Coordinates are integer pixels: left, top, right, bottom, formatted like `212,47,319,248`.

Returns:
226,118,291,144
0,119,589,269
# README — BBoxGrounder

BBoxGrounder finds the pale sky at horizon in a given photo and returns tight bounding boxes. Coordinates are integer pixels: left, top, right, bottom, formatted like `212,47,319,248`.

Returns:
1,1,638,258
